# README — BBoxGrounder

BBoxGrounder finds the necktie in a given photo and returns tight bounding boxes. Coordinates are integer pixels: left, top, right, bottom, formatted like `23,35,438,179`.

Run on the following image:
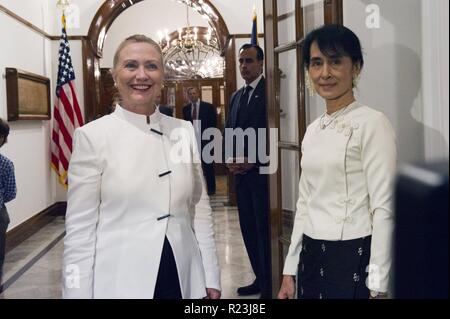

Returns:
192,103,197,121
236,85,252,121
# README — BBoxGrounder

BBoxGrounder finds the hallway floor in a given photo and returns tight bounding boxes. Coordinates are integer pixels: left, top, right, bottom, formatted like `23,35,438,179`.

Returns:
0,176,260,299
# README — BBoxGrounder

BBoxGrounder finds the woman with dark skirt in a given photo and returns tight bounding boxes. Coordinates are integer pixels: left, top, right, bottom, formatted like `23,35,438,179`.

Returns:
63,35,221,299
278,24,397,299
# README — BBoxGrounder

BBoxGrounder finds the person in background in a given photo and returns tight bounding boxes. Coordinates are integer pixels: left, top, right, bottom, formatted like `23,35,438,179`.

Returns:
63,34,221,299
183,87,217,196
155,93,173,117
0,118,16,285
278,24,397,299
224,44,271,299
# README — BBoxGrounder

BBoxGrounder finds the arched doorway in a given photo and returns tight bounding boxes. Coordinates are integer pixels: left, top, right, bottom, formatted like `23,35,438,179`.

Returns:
81,0,235,122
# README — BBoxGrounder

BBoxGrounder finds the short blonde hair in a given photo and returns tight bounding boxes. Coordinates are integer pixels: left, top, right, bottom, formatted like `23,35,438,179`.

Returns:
112,34,164,71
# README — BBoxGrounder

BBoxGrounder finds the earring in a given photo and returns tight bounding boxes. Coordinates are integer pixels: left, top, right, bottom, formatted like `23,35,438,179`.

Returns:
352,74,360,88
305,72,316,96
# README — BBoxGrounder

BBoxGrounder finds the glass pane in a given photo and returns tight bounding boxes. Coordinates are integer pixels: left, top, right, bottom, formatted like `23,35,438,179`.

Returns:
302,0,324,35
280,149,300,239
201,86,213,104
277,13,297,45
279,49,299,144
277,0,296,16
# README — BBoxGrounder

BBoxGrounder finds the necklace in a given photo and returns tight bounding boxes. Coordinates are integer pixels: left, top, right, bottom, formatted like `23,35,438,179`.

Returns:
319,106,349,130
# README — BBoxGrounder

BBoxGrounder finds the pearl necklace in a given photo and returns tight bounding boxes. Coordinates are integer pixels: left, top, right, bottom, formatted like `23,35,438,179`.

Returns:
319,106,349,130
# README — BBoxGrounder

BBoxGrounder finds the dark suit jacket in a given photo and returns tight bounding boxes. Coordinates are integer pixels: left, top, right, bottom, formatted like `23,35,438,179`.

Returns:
182,101,217,147
158,104,173,117
225,77,268,184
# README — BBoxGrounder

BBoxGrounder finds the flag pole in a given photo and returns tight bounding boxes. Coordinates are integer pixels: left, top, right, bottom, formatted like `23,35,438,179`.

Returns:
251,5,258,46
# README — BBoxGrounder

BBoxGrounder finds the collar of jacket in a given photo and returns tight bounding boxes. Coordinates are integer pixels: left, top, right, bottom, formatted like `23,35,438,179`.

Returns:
115,104,163,133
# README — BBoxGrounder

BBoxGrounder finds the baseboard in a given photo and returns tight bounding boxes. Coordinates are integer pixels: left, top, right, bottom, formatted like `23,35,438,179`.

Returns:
5,202,67,253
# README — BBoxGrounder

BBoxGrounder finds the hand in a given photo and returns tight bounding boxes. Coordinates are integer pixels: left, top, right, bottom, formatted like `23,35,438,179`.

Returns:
369,291,389,299
278,275,296,299
226,157,255,175
206,288,221,299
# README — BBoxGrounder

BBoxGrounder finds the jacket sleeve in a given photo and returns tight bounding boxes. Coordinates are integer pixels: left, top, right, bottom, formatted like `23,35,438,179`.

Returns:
3,159,16,203
62,128,103,299
361,112,397,293
188,123,221,291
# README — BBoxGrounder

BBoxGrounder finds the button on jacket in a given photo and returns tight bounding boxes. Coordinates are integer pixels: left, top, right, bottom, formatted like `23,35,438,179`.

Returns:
283,102,397,292
63,106,220,298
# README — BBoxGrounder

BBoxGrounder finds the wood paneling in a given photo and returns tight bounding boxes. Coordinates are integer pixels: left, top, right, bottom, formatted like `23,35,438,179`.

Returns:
263,0,282,297
324,0,344,25
232,33,265,39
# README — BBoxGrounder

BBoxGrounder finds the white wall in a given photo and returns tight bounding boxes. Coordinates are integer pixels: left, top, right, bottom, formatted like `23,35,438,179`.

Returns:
344,0,425,165
0,0,58,230
211,0,264,35
421,0,449,161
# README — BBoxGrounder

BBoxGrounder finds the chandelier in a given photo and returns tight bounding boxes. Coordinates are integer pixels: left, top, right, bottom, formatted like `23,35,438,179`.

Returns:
157,2,223,80
158,1,210,54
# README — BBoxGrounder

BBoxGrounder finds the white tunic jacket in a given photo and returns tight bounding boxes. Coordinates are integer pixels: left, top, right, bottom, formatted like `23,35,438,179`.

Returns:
63,106,221,298
283,102,397,292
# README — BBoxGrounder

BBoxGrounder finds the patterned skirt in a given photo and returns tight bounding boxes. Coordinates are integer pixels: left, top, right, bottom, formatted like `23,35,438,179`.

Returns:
297,234,371,299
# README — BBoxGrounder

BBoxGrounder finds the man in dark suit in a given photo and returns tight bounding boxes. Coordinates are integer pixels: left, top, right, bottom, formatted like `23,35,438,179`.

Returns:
225,44,271,298
155,94,173,117
183,87,217,195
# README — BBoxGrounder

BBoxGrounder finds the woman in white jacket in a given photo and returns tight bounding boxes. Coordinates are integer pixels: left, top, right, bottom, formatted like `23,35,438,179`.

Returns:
278,25,397,299
63,34,221,299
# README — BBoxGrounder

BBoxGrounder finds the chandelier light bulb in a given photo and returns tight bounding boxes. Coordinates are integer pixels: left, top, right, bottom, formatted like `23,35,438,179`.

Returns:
57,0,70,9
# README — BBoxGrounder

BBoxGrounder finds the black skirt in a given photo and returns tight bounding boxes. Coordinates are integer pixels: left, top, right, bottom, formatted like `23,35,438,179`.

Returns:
297,234,371,299
153,237,182,299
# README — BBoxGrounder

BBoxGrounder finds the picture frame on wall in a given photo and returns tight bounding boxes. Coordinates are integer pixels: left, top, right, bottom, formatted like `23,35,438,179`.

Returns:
5,67,51,121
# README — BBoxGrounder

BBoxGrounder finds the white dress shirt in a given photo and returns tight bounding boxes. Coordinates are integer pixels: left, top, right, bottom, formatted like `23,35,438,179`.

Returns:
63,105,220,298
283,102,397,292
191,100,200,119
244,73,263,103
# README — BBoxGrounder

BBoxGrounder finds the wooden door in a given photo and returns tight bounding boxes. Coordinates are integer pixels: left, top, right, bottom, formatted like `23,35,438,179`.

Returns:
263,0,343,296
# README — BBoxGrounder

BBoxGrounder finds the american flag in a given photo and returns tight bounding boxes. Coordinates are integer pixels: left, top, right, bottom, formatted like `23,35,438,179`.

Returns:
50,14,84,187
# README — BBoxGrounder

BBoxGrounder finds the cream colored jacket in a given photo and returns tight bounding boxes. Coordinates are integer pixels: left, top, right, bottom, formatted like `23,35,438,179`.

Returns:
63,105,220,298
283,102,397,292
